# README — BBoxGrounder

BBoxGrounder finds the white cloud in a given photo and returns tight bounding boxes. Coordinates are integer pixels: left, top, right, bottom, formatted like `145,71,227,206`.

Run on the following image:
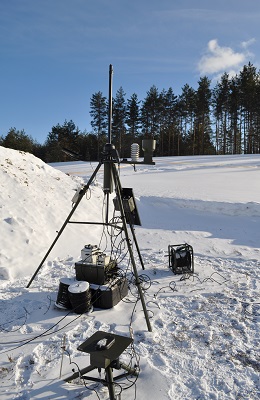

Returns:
241,38,256,49
197,39,255,76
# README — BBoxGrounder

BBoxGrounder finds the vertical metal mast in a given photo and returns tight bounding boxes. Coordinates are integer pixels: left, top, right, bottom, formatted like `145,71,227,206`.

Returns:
104,64,114,223
108,64,113,144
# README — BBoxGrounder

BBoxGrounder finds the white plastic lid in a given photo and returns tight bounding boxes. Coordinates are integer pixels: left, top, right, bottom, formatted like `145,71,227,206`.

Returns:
59,277,76,286
68,281,89,293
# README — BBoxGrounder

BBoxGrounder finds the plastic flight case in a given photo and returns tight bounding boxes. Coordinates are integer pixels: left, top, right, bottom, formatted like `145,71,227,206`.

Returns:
90,277,128,309
75,260,118,285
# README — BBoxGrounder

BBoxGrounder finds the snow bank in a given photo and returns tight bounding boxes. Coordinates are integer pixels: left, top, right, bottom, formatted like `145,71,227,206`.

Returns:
0,147,104,279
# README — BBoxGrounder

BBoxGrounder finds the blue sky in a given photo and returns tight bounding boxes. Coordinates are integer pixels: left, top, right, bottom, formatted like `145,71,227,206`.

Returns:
1,0,259,144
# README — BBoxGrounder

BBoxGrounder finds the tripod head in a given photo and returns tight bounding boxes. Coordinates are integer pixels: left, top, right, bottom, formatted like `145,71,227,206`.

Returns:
102,143,120,163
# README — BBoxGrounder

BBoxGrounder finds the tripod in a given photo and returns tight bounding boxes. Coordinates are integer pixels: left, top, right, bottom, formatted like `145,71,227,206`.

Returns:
65,363,136,400
26,144,152,332
27,64,152,332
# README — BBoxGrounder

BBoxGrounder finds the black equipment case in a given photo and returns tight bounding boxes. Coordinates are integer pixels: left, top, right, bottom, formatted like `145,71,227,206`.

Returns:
75,260,117,285
90,278,128,309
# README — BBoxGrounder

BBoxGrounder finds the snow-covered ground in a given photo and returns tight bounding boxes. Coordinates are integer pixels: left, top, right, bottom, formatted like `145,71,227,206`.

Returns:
0,146,259,399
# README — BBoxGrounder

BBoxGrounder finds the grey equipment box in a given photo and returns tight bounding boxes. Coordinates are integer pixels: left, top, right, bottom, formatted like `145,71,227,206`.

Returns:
90,277,128,309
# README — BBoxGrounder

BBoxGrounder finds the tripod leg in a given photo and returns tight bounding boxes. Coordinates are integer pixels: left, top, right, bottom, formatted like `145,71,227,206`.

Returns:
129,223,145,270
26,162,103,288
111,163,152,332
105,366,116,400
64,365,96,382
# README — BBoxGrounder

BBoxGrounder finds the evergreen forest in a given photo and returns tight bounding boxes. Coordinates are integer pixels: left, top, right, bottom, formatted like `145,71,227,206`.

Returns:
1,63,260,162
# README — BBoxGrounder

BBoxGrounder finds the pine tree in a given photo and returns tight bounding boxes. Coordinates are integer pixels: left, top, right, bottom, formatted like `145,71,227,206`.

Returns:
126,93,140,142
228,76,242,154
77,132,98,161
45,120,80,162
194,77,214,155
112,87,127,156
2,128,36,153
89,91,108,158
212,73,231,154
159,88,178,155
141,85,161,139
238,63,260,153
178,84,196,155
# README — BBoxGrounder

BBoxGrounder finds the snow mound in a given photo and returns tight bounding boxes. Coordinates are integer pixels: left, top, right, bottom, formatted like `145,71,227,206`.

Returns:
0,147,103,280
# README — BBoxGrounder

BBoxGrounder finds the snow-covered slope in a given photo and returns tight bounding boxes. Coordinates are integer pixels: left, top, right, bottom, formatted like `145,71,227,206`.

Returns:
0,147,104,279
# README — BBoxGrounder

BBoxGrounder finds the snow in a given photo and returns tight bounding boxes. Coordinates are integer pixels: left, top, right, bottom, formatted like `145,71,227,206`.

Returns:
0,146,259,399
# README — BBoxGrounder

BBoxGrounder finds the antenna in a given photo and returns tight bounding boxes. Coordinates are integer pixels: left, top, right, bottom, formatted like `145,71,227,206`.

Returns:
108,64,113,144
103,64,114,222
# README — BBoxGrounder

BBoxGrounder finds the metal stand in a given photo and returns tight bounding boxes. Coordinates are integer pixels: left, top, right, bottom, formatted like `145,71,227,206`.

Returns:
64,331,138,400
65,362,137,400
66,364,118,398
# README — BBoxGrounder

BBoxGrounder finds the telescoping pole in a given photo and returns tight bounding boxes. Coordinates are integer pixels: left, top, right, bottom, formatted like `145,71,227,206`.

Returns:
108,64,113,144
104,64,114,224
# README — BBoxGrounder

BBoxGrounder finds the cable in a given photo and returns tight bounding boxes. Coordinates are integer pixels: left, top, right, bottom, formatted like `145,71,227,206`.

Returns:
0,302,92,351
153,280,177,299
63,349,101,400
129,298,139,328
0,307,29,333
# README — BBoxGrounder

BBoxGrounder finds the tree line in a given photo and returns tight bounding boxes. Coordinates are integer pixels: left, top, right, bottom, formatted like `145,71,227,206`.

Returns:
1,62,260,162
